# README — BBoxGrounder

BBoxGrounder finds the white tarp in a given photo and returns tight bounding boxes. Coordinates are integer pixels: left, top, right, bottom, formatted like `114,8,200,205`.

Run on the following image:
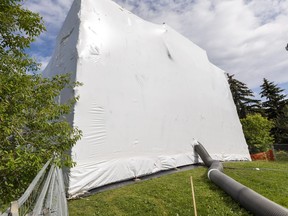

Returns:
44,0,250,197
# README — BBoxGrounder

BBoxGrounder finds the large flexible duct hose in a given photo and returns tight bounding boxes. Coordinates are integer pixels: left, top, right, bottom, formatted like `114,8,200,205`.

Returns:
194,143,288,216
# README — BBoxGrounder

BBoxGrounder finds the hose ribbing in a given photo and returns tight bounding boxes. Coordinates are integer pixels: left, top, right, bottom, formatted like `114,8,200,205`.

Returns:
195,143,288,216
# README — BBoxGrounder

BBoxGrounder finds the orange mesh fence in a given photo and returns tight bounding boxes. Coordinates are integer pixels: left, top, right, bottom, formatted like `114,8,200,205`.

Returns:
250,150,275,161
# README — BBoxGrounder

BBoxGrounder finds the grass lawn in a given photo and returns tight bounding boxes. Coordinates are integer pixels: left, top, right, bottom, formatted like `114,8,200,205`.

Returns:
68,161,288,216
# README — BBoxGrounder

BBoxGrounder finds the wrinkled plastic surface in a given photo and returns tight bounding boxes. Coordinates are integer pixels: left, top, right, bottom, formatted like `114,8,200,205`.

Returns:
44,0,250,197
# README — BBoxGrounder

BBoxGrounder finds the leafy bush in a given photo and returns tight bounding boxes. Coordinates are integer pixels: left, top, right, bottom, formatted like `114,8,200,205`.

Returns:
240,114,274,154
275,150,288,161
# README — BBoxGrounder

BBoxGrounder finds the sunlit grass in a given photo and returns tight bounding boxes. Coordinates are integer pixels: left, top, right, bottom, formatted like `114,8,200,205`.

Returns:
69,161,288,216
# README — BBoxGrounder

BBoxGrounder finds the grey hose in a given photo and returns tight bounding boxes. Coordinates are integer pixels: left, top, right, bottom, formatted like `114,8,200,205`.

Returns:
195,143,288,216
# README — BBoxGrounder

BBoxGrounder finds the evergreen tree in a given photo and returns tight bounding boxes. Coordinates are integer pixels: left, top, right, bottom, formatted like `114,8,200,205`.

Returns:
260,78,288,144
0,0,82,204
274,104,288,144
260,78,287,120
227,73,261,119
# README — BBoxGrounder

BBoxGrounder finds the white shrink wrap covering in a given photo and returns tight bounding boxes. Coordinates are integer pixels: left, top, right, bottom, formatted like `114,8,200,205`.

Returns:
44,0,250,197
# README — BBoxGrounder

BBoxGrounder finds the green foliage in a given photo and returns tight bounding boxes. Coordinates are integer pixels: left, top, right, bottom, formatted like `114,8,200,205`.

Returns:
0,73,82,204
0,0,46,73
275,150,288,161
274,105,288,143
0,0,82,206
69,162,288,215
260,78,287,120
240,114,274,153
227,73,261,119
260,79,288,143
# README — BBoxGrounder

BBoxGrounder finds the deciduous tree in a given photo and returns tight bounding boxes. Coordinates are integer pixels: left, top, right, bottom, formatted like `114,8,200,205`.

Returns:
0,0,81,205
240,114,274,154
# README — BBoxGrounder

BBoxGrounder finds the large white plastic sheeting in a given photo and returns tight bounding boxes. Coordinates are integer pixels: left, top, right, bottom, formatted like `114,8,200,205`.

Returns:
44,0,250,197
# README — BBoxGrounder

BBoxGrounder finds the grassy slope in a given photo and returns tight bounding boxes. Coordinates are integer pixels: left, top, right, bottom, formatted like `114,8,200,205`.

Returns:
68,161,288,216
224,161,288,208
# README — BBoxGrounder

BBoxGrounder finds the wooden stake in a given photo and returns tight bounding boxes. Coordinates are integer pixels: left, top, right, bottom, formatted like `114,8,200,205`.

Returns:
10,201,19,216
190,176,197,216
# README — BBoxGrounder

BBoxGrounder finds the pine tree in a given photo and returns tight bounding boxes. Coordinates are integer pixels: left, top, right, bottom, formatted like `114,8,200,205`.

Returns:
260,78,287,120
274,105,288,143
227,73,261,119
260,78,288,144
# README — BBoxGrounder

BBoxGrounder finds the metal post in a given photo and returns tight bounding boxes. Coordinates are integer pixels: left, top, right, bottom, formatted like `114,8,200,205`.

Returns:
272,144,277,161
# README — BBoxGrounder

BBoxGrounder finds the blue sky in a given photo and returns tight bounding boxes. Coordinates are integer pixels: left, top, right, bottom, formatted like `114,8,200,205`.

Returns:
25,0,288,97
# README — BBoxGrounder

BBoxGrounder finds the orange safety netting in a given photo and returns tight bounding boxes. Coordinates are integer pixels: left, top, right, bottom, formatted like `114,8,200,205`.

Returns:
250,150,275,161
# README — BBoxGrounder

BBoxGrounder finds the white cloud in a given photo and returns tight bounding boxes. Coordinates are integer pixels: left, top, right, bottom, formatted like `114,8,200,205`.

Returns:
24,0,73,45
37,56,51,71
114,0,288,89
24,0,73,26
25,0,288,90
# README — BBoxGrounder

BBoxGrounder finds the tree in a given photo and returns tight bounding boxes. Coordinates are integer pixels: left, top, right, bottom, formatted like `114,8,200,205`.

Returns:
227,73,261,119
240,114,274,154
0,0,45,73
0,0,82,205
260,78,287,143
260,78,287,120
274,104,288,144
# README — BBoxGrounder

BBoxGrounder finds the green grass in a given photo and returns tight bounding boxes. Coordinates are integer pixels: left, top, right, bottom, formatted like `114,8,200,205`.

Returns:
68,161,288,216
275,151,288,161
